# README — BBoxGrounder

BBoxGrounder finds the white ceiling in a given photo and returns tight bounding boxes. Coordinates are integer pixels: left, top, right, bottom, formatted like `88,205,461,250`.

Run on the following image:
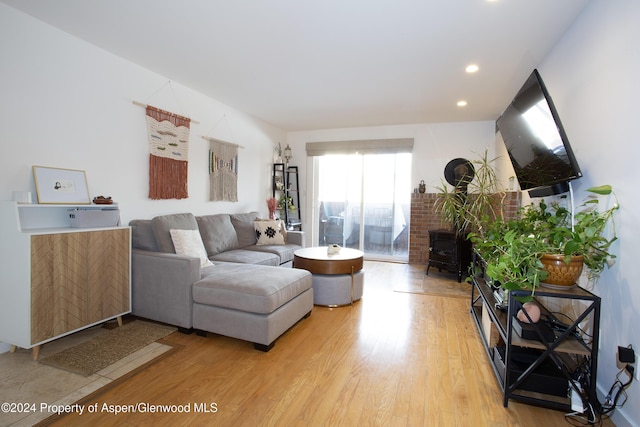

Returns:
2,0,590,131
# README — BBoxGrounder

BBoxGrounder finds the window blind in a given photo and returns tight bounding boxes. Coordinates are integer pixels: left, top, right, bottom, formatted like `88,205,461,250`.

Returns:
305,138,414,156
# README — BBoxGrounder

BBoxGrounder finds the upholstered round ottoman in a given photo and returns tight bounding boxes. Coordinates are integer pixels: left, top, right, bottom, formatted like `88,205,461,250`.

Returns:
311,270,364,307
293,247,364,307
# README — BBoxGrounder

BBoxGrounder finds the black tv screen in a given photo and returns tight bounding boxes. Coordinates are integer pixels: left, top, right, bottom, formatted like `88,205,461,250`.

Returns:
497,69,581,195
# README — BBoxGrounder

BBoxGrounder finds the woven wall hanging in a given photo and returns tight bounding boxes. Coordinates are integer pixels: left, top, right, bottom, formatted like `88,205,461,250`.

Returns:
207,138,238,202
146,105,191,199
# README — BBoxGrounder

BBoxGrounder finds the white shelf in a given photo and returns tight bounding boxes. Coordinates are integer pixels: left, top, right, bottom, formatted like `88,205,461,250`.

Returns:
1,201,121,232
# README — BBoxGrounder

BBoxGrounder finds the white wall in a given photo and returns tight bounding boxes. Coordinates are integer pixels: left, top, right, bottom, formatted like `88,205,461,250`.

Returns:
286,121,496,238
0,5,284,353
539,1,640,425
0,3,284,223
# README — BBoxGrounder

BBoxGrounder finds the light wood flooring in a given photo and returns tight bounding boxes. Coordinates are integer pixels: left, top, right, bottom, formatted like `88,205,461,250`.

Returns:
40,261,612,426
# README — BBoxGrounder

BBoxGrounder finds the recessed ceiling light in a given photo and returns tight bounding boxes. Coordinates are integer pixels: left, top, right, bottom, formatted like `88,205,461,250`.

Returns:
457,100,468,107
465,64,479,73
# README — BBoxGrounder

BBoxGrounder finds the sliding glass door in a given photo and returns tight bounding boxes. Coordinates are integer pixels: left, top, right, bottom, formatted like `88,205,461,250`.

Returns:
316,153,411,261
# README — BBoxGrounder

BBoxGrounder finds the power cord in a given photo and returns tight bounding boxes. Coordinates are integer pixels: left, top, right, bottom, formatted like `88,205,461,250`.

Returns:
600,363,634,415
565,345,635,425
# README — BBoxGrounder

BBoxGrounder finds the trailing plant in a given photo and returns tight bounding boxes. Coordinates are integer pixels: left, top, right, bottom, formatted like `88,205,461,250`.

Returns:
470,185,619,292
469,216,549,294
278,195,296,212
517,185,619,283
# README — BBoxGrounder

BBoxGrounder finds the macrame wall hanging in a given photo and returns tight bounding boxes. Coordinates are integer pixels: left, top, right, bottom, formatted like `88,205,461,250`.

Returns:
145,105,191,199
205,137,239,202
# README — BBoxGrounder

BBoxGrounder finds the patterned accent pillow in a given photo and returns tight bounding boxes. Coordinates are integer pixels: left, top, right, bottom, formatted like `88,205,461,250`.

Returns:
169,229,214,268
254,220,286,245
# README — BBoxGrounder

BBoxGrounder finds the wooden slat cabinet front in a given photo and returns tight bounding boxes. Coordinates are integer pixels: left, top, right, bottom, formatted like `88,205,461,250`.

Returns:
30,228,130,344
0,201,131,355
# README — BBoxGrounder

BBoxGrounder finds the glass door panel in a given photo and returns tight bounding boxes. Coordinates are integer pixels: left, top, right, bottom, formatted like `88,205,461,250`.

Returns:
316,153,410,261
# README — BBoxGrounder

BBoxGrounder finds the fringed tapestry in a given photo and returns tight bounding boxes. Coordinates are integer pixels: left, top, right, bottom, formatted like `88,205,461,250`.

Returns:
146,105,190,199
208,139,238,202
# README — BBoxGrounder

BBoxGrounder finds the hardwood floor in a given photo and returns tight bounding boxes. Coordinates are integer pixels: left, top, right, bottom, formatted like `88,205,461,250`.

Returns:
43,262,612,426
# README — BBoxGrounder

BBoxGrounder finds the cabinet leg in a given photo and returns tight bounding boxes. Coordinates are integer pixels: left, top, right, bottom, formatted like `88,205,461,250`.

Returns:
117,316,123,327
9,345,16,353
31,345,40,361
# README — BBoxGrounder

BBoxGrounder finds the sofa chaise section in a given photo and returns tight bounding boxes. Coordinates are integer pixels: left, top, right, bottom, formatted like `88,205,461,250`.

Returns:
192,263,313,351
129,211,312,350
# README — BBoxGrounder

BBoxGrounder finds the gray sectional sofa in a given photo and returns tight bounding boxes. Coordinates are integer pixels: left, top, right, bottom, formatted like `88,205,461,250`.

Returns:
129,211,313,351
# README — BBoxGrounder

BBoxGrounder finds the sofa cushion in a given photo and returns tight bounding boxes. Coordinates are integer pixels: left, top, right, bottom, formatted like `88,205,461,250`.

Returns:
230,212,260,247
196,214,239,255
192,263,312,314
170,229,214,268
246,244,298,265
129,219,159,252
254,220,286,245
152,213,198,253
210,249,280,266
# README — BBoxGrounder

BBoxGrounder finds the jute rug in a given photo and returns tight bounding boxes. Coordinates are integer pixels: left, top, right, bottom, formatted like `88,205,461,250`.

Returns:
394,269,472,299
39,320,176,376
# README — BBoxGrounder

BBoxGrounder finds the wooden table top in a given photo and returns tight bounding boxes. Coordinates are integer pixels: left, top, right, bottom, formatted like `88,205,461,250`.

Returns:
293,247,364,275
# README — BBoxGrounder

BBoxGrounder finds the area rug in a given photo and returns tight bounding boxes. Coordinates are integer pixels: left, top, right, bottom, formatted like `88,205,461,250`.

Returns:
39,320,176,376
394,270,472,299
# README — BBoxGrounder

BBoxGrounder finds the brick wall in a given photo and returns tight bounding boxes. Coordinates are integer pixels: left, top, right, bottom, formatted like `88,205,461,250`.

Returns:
409,191,521,264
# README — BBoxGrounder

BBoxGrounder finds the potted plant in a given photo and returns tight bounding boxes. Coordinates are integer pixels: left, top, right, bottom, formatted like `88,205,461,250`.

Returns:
518,185,619,286
435,149,506,238
278,195,296,213
470,185,619,294
469,215,550,294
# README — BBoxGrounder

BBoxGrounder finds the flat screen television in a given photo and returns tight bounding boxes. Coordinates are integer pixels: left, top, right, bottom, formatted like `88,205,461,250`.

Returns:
496,69,582,197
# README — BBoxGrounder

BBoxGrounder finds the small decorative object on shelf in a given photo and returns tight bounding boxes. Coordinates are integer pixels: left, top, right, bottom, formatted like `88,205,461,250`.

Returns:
93,195,113,205
418,180,426,193
32,166,91,204
273,142,282,163
266,197,278,220
516,301,541,323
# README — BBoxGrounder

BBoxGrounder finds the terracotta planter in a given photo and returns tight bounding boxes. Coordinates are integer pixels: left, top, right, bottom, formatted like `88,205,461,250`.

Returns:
540,254,584,287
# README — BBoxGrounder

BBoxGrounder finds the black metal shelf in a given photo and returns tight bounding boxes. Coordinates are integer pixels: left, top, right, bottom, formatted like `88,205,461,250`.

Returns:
470,252,601,412
272,163,301,230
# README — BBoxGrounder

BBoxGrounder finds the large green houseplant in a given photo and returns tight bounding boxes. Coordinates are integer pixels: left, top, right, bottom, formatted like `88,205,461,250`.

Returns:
469,185,619,294
469,215,549,293
434,149,505,238
517,185,619,284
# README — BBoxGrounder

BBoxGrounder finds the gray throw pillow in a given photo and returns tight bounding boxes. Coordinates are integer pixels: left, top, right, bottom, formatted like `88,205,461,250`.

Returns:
230,211,260,248
196,214,239,255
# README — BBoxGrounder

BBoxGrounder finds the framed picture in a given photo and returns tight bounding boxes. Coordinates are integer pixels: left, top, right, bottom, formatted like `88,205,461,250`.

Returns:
32,166,91,204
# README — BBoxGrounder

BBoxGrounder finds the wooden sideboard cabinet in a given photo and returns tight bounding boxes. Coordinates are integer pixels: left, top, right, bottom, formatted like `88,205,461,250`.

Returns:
0,201,131,359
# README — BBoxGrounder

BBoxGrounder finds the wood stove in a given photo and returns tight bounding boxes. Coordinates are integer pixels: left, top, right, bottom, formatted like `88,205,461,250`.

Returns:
426,229,472,282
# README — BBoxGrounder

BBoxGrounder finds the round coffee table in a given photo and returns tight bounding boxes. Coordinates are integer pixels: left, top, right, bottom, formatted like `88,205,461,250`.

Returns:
293,247,364,307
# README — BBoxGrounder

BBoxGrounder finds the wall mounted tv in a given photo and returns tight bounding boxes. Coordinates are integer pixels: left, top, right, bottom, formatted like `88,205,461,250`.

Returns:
496,69,582,197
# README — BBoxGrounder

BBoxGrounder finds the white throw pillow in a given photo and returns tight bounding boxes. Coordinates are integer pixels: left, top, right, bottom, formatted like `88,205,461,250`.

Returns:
254,220,286,245
169,229,214,268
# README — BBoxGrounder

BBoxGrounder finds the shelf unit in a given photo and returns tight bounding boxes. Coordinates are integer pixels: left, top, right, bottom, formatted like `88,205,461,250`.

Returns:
272,163,301,230
0,201,131,359
470,253,600,411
